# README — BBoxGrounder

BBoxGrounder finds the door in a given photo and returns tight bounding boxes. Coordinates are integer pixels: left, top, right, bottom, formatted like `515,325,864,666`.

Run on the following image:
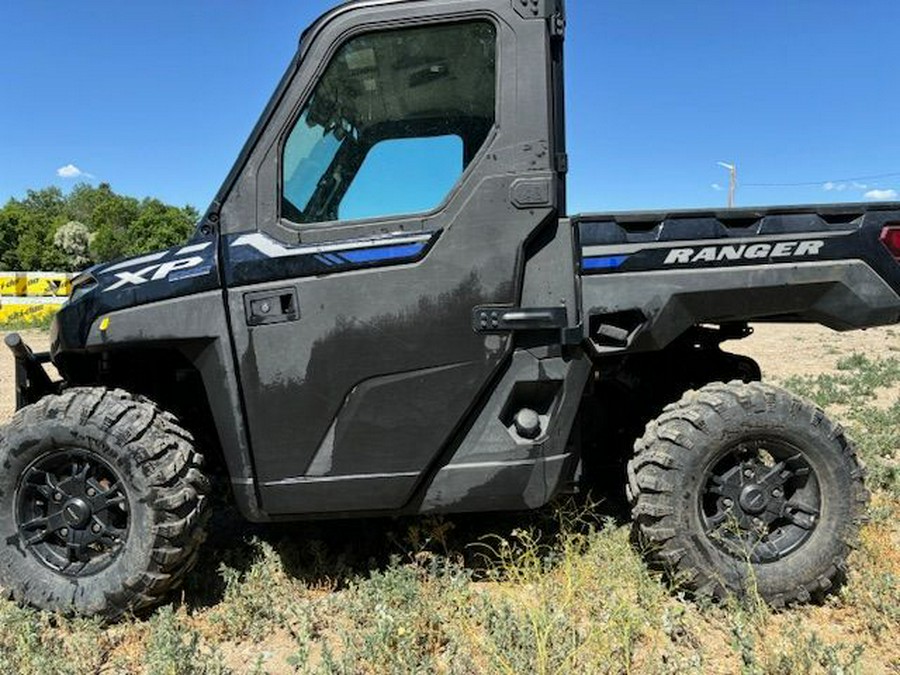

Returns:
221,3,562,515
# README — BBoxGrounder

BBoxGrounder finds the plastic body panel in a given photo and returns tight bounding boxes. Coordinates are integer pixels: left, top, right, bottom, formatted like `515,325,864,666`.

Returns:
575,204,900,353
51,237,219,353
419,348,590,513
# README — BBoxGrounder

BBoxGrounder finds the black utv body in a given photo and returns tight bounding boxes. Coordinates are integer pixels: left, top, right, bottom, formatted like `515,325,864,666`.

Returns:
3,0,899,619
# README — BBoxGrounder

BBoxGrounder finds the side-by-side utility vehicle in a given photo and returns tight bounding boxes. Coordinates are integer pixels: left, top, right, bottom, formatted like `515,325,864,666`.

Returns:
4,0,900,619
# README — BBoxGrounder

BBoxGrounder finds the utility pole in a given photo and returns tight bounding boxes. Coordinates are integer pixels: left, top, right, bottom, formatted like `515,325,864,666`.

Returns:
717,161,737,208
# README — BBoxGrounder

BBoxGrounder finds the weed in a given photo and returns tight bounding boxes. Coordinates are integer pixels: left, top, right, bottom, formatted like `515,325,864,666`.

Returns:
0,601,106,675
467,514,670,675
144,605,230,675
207,537,299,641
285,603,317,672
845,400,900,498
320,556,477,674
759,619,865,675
841,500,900,637
783,355,900,498
783,353,900,407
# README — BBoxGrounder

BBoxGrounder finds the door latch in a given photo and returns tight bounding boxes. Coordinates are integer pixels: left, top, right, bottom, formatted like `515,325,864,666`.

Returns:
244,288,299,326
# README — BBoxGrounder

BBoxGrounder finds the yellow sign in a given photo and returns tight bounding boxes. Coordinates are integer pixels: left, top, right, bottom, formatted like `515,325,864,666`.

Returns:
0,273,27,297
25,272,71,297
0,297,64,324
0,271,71,325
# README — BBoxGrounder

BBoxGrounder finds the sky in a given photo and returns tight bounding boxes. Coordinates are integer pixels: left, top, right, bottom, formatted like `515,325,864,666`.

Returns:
2,1,899,215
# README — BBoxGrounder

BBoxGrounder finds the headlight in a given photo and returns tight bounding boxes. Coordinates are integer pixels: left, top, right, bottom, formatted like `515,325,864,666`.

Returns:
68,272,98,303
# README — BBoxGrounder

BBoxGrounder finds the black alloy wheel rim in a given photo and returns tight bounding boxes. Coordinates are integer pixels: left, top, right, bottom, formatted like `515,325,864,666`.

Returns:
699,437,821,564
14,449,130,577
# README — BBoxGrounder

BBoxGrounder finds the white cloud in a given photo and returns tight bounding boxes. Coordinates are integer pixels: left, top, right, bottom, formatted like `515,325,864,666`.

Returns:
863,188,898,200
851,182,869,190
56,164,94,179
823,181,849,192
711,183,723,191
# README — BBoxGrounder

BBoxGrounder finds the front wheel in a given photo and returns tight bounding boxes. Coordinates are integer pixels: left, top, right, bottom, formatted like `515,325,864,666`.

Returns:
0,388,209,620
627,381,867,606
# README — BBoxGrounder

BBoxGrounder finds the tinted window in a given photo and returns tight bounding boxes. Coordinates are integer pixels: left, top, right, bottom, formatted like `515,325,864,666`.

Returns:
281,21,496,224
338,135,462,221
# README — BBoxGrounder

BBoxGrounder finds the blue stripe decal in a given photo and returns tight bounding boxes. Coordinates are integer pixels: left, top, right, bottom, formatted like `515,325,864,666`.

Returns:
340,243,427,264
169,265,213,282
583,255,628,270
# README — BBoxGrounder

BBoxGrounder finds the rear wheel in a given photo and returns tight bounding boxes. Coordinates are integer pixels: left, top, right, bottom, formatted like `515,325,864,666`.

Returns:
627,381,867,606
0,388,209,620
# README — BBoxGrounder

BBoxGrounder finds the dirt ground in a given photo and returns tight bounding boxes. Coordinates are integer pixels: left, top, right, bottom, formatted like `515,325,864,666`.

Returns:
729,323,900,381
1,324,898,425
0,329,54,424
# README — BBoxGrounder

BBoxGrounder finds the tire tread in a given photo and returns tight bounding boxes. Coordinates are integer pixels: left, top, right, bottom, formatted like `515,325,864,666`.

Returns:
1,387,209,620
626,380,867,606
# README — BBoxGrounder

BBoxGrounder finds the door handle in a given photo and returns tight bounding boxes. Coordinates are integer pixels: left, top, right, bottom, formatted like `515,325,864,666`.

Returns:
472,305,567,332
244,288,299,326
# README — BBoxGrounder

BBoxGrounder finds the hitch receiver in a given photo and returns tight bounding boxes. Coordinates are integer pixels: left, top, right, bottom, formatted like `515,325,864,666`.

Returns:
5,333,57,410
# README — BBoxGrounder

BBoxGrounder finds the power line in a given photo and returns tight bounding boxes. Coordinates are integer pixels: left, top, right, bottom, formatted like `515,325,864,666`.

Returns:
742,171,900,188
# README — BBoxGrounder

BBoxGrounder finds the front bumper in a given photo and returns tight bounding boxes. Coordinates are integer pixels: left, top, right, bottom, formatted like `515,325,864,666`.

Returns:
4,333,58,411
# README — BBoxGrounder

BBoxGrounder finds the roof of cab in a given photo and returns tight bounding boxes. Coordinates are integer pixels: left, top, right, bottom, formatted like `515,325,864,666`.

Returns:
300,0,418,51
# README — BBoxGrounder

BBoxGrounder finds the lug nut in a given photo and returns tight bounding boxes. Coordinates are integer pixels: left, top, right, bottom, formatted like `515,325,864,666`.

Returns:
772,488,782,498
86,488,96,497
723,498,733,507
91,524,101,533
60,528,68,536
53,492,63,502
743,468,754,478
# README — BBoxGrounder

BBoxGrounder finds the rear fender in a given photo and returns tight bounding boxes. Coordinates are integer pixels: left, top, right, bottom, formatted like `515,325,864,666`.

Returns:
582,261,900,354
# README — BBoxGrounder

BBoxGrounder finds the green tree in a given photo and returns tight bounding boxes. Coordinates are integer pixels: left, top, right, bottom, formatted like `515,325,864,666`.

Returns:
126,199,197,255
11,188,68,270
0,184,197,270
0,202,23,270
53,221,93,271
66,182,117,225
88,194,141,263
